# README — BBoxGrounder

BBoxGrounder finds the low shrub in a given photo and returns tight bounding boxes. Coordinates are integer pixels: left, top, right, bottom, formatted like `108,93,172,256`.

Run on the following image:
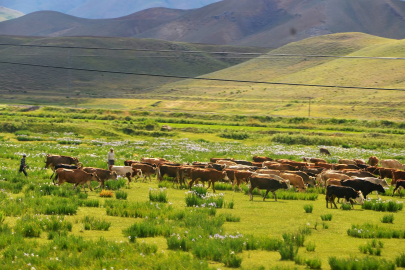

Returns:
341,203,352,210
304,204,313,213
381,214,394,223
100,189,114,197
279,242,298,261
104,179,126,190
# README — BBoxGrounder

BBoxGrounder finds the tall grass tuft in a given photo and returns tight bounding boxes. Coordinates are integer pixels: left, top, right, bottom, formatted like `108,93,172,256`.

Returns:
279,242,298,261
149,188,168,203
115,190,128,200
82,216,111,231
348,223,405,239
396,253,405,267
304,204,313,213
305,258,322,269
223,253,243,268
381,214,394,223
306,242,316,252
363,199,403,212
321,213,332,221
359,239,383,256
78,199,100,207
104,179,126,190
341,203,352,210
220,213,241,222
329,256,395,270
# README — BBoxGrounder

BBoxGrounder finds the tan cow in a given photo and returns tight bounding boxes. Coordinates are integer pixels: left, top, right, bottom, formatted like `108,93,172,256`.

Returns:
368,156,379,167
326,179,342,186
132,163,159,182
380,159,405,170
141,157,167,166
338,159,357,165
354,159,367,165
303,157,327,163
316,170,351,187
216,160,237,166
280,173,306,191
255,169,282,176
56,168,100,192
262,161,279,168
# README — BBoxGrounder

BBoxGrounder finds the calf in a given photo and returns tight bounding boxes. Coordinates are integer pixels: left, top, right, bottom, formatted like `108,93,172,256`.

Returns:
56,168,100,192
341,179,385,199
132,163,159,182
82,167,117,189
326,185,364,209
248,175,289,201
320,147,331,156
110,166,141,186
392,180,405,197
280,173,306,192
188,168,229,193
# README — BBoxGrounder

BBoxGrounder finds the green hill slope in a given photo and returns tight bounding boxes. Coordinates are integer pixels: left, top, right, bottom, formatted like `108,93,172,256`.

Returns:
152,33,405,119
0,6,23,22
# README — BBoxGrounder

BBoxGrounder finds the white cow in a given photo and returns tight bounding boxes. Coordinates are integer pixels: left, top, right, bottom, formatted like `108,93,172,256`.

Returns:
380,159,405,170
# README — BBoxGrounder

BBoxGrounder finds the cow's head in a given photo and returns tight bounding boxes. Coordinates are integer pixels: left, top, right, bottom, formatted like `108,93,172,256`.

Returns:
280,180,290,189
110,171,118,180
355,191,365,204
377,184,386,193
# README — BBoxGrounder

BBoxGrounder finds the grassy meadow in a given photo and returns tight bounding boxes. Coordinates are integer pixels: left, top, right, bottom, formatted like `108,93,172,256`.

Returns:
1,105,405,269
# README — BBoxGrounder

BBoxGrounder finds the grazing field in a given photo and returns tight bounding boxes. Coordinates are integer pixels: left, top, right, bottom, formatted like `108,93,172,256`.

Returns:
1,106,405,269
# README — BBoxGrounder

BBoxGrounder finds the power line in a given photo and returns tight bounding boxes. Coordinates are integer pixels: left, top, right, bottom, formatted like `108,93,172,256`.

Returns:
1,43,405,60
1,60,404,91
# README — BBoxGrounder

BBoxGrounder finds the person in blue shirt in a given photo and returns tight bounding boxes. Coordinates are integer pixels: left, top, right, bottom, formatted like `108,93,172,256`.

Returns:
19,154,27,177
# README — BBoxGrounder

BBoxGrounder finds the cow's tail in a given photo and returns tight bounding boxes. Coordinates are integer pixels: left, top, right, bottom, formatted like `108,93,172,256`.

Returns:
156,167,161,181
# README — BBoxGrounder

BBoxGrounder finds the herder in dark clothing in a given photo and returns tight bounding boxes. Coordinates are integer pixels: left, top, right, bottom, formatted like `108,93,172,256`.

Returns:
19,154,27,177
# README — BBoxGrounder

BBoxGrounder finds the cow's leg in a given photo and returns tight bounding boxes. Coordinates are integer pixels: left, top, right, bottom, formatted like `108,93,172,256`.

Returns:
148,174,152,182
232,175,237,191
212,181,216,193
326,195,329,208
271,191,277,201
249,188,253,201
86,181,93,192
332,197,338,209
188,179,195,190
375,191,380,200
125,172,131,186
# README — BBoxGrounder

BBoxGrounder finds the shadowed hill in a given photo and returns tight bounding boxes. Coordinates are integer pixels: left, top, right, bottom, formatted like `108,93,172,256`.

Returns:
0,6,24,22
1,0,405,47
0,35,269,98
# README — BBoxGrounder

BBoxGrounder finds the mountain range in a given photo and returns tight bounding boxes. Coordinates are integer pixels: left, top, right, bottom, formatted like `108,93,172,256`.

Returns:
0,0,222,19
0,6,24,22
1,0,405,48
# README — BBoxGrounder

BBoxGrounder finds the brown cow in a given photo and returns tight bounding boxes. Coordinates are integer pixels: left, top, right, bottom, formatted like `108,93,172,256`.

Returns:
132,163,159,182
335,164,360,170
340,170,376,178
314,162,334,170
210,158,235,163
255,169,282,176
316,170,351,187
391,170,405,186
302,166,325,176
326,179,342,186
354,159,367,165
82,167,117,189
253,156,273,162
280,173,306,191
141,157,167,166
368,156,379,167
224,169,252,191
56,168,99,192
265,163,298,171
216,160,237,166
378,168,396,180
278,160,308,169
188,168,229,193
252,162,264,168
262,161,279,168
45,154,80,169
303,157,327,163
248,175,289,201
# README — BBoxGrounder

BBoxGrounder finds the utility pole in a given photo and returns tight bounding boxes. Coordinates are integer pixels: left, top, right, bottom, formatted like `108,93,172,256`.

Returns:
306,97,313,118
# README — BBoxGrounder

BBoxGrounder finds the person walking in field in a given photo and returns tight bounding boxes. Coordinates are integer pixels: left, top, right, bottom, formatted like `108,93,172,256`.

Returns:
107,148,115,171
19,154,27,177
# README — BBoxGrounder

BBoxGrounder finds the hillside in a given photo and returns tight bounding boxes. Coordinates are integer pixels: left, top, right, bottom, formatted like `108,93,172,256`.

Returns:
0,6,24,22
1,0,405,48
0,36,269,101
149,32,405,119
0,0,222,19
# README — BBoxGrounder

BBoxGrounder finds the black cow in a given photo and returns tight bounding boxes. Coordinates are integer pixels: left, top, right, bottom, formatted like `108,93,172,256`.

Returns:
392,180,405,197
248,175,289,201
208,163,226,171
341,179,385,199
50,164,81,183
234,160,253,166
326,185,364,209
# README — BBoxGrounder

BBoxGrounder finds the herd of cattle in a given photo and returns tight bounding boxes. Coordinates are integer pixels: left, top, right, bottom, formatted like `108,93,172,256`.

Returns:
44,152,405,208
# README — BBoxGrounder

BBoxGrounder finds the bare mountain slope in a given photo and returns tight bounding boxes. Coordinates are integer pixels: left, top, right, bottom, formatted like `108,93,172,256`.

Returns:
1,0,405,48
